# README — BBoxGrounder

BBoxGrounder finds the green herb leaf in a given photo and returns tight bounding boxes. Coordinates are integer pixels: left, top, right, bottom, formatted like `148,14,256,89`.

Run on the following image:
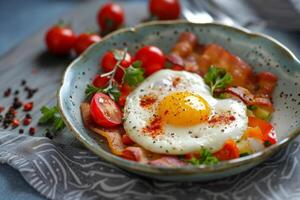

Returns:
53,117,65,132
38,106,65,133
204,66,233,94
123,61,144,87
39,106,59,124
104,85,121,102
188,148,219,166
112,49,127,61
85,84,103,99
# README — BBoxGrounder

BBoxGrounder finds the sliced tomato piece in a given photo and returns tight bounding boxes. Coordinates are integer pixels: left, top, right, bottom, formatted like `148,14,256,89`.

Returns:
90,93,122,127
248,116,277,145
213,139,240,161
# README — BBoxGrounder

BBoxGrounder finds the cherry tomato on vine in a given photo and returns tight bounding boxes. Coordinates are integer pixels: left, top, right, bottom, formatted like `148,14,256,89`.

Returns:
97,3,125,34
135,46,165,76
45,26,76,55
73,33,101,55
149,0,181,20
100,51,132,82
90,93,122,127
92,74,109,88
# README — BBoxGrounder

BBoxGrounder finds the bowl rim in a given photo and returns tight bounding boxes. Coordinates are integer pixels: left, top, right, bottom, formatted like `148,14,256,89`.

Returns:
58,20,300,174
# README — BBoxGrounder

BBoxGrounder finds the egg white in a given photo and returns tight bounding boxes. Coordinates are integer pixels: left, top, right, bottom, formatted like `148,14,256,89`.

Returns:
123,69,248,155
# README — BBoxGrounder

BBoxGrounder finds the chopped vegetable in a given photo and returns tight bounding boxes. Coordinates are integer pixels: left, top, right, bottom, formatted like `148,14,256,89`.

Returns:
253,106,271,120
204,66,232,94
213,139,239,161
187,148,219,165
38,106,65,132
248,116,277,145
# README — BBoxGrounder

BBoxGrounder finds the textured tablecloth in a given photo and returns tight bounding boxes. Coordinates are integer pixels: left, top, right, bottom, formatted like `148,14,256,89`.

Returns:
1,131,300,200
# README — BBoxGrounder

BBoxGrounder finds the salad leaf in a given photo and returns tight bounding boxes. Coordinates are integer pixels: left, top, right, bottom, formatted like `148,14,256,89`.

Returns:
204,66,232,94
123,61,144,87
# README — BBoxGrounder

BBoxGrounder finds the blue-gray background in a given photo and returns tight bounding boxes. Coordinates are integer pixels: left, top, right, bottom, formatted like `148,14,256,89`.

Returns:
0,1,299,200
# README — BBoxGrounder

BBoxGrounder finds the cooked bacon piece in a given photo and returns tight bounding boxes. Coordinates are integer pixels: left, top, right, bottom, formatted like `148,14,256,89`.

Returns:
172,41,194,58
121,146,148,163
80,103,125,155
166,53,184,66
225,86,273,110
256,71,278,97
178,32,198,47
149,156,187,167
196,44,255,91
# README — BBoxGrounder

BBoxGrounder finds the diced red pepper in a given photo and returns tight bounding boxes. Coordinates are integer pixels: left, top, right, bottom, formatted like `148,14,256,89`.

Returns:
213,139,240,161
248,116,277,145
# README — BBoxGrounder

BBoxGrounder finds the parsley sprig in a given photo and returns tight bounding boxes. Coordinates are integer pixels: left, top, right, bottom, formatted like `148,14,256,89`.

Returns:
188,148,219,165
204,66,232,94
85,48,144,101
38,106,65,132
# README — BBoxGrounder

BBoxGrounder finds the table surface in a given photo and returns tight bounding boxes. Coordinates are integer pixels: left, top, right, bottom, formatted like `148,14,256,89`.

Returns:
0,1,299,200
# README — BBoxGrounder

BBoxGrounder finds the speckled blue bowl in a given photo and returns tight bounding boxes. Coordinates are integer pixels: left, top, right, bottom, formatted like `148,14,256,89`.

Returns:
58,21,300,182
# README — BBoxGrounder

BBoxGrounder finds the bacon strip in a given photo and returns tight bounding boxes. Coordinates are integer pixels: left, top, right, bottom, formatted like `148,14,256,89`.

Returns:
80,103,125,155
225,86,273,110
121,147,148,163
149,156,187,167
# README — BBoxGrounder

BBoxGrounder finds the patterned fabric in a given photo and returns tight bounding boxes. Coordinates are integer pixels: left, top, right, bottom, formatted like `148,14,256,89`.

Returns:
0,132,300,200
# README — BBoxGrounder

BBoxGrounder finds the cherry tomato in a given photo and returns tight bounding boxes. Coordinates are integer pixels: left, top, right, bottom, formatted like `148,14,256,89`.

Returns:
73,33,101,55
118,84,133,107
92,74,109,88
100,51,132,82
135,46,165,76
149,0,181,20
90,93,122,127
122,134,134,145
45,26,76,55
97,3,125,33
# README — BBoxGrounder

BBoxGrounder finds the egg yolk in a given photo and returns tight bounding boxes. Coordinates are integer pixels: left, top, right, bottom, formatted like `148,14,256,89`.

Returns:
158,92,210,126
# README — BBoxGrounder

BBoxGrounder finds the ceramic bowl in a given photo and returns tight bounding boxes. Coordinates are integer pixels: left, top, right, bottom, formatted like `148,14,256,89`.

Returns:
58,21,300,182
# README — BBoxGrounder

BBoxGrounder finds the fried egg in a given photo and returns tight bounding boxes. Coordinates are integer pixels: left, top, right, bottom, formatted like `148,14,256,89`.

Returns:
123,69,248,155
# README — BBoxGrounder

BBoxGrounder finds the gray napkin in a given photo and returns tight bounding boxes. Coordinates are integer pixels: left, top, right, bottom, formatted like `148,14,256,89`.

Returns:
1,132,300,200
